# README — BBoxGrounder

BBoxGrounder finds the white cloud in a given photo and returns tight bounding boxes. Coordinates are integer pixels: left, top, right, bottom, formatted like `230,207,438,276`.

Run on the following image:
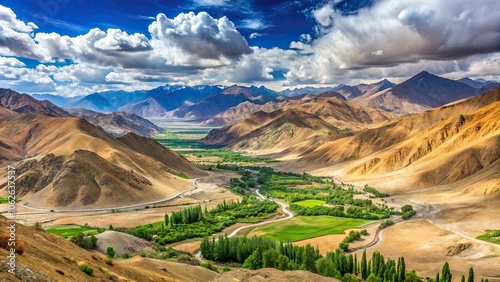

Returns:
285,0,500,84
249,32,264,39
148,12,252,66
0,56,25,67
313,4,335,27
240,19,267,30
192,0,229,7
0,2,498,94
94,29,151,52
0,5,38,33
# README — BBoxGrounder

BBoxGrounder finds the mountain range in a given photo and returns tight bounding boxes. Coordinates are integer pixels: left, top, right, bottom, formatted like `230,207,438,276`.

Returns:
30,72,496,123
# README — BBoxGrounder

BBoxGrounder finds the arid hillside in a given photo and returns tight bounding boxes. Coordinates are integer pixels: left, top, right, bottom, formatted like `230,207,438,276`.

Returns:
301,88,500,189
202,97,394,149
67,108,163,137
203,94,393,128
0,216,218,282
0,108,205,209
0,88,71,117
203,108,347,154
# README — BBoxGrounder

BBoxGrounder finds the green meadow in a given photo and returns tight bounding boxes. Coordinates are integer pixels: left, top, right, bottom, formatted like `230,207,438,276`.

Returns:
248,216,370,242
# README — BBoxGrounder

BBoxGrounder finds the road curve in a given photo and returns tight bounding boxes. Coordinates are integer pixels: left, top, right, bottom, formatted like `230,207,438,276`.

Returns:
227,189,293,238
196,189,294,262
17,179,200,215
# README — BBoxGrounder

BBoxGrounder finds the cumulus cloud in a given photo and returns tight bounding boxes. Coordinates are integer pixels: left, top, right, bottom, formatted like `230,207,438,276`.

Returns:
0,2,498,95
0,5,38,33
93,29,151,52
0,57,25,67
149,12,252,61
286,0,500,84
313,4,335,27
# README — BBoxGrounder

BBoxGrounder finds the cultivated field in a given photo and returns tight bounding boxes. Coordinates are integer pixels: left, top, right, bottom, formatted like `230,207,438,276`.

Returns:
245,216,370,242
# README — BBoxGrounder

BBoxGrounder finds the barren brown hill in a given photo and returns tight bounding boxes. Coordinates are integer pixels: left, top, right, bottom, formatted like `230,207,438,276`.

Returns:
300,88,500,189
0,113,205,208
203,95,394,130
201,101,280,126
352,72,479,115
202,110,284,145
209,268,339,282
67,108,163,137
0,88,71,117
204,109,347,154
0,216,218,282
287,96,394,130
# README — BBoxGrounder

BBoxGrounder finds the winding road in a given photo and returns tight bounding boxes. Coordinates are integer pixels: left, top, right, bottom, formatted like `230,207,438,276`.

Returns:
227,189,294,238
16,179,200,215
195,188,295,262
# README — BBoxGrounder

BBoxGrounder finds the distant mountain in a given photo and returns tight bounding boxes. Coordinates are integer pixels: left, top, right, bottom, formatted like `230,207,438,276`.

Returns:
167,85,279,120
31,93,84,107
0,88,71,117
67,93,116,112
203,92,391,128
67,108,163,137
456,77,495,89
118,98,168,118
352,71,478,115
98,89,153,109
280,86,343,97
118,85,226,118
334,79,395,100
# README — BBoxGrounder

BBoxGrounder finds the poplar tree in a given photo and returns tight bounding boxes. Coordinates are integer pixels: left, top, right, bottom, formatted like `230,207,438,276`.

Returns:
468,267,474,282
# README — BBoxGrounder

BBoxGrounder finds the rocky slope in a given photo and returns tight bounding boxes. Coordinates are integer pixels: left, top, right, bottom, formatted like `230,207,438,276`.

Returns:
301,88,500,189
0,216,218,282
67,108,163,137
352,71,477,115
0,111,205,208
0,88,71,117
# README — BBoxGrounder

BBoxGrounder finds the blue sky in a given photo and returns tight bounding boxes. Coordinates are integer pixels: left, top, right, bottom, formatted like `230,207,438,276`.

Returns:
0,0,498,96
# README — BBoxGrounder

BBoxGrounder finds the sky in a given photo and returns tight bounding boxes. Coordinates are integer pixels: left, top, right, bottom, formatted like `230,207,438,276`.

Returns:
0,0,499,96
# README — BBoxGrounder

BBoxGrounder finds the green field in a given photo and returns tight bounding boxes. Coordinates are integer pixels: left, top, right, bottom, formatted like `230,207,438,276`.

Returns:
45,225,101,238
294,199,326,207
476,229,500,244
177,149,277,163
248,216,371,242
0,197,19,204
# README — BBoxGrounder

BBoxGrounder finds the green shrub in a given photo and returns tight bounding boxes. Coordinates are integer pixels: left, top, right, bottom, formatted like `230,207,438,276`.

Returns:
104,257,113,265
379,220,394,229
106,246,116,258
223,267,231,272
201,262,219,273
80,264,93,276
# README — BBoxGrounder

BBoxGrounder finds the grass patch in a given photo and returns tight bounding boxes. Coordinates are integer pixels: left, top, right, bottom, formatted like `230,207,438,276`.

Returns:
476,229,500,244
294,199,326,207
178,149,277,164
45,225,101,238
249,216,370,242
0,197,19,204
